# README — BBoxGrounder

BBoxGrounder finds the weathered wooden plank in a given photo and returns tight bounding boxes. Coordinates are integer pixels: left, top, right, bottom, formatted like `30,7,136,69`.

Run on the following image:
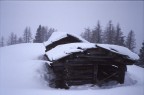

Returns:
118,64,126,84
76,55,114,59
93,64,98,84
68,76,93,80
66,60,122,65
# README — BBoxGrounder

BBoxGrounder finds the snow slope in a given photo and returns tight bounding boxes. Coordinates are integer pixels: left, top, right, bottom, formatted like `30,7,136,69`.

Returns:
0,43,144,95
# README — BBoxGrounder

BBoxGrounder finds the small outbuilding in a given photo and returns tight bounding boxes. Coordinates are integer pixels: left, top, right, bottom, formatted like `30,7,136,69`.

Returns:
44,32,139,89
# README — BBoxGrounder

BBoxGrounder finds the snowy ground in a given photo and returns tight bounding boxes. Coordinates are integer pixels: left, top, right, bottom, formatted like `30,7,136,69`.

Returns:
0,43,144,95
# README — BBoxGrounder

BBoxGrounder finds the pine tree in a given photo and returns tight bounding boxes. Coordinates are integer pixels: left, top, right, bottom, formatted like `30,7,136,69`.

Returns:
81,28,91,42
103,21,115,44
23,27,32,43
34,25,41,43
125,30,136,52
7,32,16,45
34,25,57,43
34,25,49,43
18,37,23,44
0,36,4,47
114,24,125,46
91,21,102,43
138,41,144,67
41,26,48,42
13,34,17,44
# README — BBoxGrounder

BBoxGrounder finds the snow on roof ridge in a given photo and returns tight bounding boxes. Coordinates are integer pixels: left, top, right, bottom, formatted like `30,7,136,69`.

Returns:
46,43,96,61
44,32,88,46
97,44,139,60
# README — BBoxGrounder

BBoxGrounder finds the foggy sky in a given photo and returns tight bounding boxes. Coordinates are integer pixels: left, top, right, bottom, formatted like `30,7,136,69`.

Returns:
0,1,144,53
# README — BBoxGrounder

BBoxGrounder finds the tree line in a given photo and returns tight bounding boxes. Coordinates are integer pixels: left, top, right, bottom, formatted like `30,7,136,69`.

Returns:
0,25,56,47
0,22,143,67
81,21,136,52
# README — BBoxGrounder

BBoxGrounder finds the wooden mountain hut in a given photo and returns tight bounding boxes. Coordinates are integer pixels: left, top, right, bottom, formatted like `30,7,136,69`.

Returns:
44,32,139,89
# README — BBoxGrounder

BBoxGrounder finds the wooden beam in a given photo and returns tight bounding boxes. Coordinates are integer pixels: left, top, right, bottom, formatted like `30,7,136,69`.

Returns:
93,64,98,84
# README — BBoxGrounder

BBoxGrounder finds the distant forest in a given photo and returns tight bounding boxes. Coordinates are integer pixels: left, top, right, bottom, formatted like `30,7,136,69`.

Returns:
0,21,136,51
0,20,139,52
0,25,56,47
81,21,136,52
0,20,144,67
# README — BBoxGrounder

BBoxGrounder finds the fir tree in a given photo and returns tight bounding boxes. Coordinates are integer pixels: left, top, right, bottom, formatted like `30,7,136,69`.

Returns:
91,21,102,43
103,21,115,44
23,27,32,43
34,25,49,43
13,34,17,44
18,37,23,44
114,24,125,46
0,36,4,47
34,25,43,43
34,25,57,43
41,26,48,42
7,32,17,45
81,28,91,42
138,41,144,67
125,30,136,52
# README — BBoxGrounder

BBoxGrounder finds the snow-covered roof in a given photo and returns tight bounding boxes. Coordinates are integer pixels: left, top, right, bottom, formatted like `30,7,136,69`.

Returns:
45,43,96,61
44,32,139,61
46,43,139,61
97,44,139,60
44,32,88,47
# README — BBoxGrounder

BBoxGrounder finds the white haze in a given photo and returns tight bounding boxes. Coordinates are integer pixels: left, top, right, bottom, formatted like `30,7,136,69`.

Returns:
0,1,144,53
